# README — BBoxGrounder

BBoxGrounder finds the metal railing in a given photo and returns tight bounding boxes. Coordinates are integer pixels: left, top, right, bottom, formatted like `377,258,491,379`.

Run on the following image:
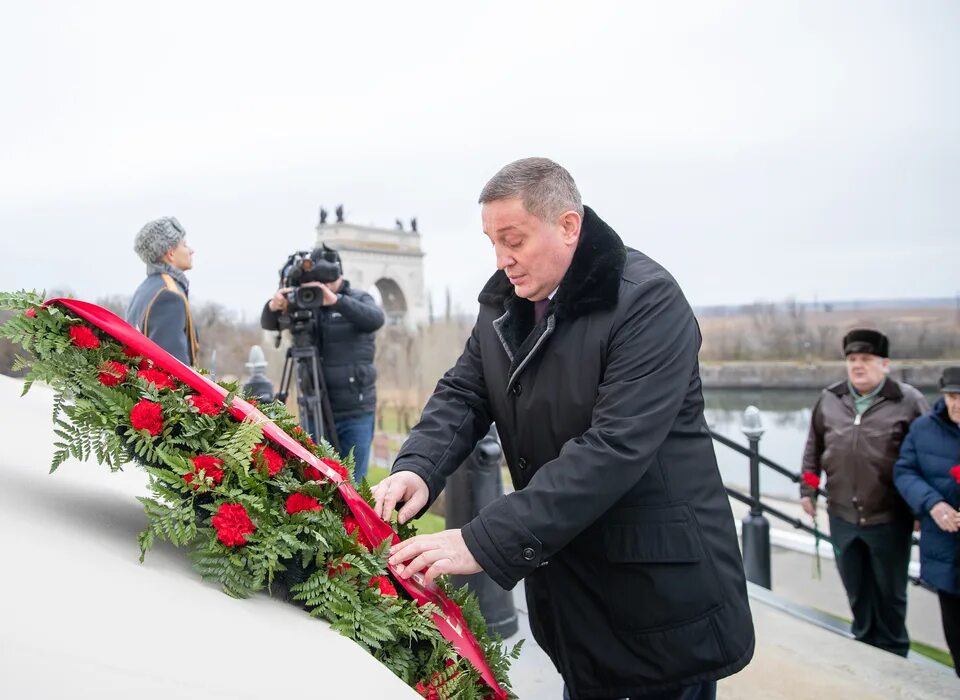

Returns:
710,407,924,590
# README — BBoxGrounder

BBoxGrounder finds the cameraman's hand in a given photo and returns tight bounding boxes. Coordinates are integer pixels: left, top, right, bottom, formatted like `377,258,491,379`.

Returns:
372,471,429,524
320,284,339,307
268,288,291,313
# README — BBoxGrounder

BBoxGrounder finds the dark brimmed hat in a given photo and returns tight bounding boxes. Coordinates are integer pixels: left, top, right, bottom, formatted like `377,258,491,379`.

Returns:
940,367,960,393
842,329,889,358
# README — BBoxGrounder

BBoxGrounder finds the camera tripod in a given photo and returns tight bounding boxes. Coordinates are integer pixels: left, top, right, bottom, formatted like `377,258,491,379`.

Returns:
276,324,340,453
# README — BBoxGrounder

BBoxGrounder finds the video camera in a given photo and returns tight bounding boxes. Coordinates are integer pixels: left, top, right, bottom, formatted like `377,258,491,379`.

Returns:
280,245,342,310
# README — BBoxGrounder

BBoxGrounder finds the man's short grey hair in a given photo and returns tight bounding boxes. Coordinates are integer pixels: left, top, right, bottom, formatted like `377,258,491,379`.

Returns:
478,157,584,221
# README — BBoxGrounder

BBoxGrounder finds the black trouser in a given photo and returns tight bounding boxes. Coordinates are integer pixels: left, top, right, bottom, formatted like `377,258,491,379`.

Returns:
938,590,960,676
562,681,716,700
829,515,912,656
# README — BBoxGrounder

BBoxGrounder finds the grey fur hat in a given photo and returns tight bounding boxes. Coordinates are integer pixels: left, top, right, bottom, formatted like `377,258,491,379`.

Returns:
134,217,186,264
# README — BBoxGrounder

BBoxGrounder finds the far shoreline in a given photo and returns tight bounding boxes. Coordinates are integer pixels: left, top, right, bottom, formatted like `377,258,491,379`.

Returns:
700,360,956,391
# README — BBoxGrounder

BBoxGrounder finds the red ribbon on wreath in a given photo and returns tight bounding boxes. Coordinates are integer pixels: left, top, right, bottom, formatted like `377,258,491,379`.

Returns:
49,298,506,700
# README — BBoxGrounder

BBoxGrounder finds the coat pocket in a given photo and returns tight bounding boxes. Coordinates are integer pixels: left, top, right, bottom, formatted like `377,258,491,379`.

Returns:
601,503,721,631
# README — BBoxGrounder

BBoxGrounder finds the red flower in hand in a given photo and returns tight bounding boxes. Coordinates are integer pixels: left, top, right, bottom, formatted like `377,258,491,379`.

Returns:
187,394,222,416
97,360,128,387
802,472,821,490
950,465,960,485
343,513,374,550
368,575,398,597
251,443,285,477
211,503,256,547
285,492,323,515
69,325,100,349
24,307,37,318
184,455,225,489
130,399,163,436
137,368,177,390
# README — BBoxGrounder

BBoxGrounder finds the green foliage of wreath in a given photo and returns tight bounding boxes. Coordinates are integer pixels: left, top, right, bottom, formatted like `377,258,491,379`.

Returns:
0,290,521,699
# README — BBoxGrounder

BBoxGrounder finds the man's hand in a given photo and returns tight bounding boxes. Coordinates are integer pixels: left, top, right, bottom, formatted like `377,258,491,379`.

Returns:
800,496,817,519
931,501,960,533
320,283,339,307
388,529,482,584
371,471,429,524
268,288,292,313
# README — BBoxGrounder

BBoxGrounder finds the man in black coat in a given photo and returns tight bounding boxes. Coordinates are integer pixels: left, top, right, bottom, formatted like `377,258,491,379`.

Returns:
262,259,384,482
373,158,754,699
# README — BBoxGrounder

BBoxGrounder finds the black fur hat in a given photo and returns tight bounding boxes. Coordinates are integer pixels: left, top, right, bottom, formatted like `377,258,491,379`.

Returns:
842,329,889,358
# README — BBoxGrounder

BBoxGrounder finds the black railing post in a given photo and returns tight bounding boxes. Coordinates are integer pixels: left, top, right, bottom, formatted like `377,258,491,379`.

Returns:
445,426,519,638
740,406,772,589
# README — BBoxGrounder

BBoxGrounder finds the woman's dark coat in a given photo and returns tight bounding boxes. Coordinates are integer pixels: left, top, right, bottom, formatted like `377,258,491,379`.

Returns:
393,207,754,698
894,398,960,594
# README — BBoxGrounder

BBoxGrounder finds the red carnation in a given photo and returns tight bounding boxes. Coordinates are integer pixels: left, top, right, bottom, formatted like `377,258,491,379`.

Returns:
184,455,225,489
367,575,398,597
321,457,350,481
138,358,153,370
285,492,323,515
415,661,458,700
211,503,256,547
97,360,128,387
137,368,177,390
327,561,352,577
343,513,374,550
130,399,163,436
251,443,285,477
69,325,100,349
950,465,960,485
187,394,222,416
302,465,323,482
121,346,141,358
292,426,316,446
24,307,37,318
802,472,821,490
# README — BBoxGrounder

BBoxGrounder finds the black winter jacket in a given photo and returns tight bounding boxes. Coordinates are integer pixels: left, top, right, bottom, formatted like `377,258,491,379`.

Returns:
393,207,754,698
261,281,384,420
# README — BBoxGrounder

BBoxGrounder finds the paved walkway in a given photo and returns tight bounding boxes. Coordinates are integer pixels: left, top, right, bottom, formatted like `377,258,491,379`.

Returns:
505,579,957,699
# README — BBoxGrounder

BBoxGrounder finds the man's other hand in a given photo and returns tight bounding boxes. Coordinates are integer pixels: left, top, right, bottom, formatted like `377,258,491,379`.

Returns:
800,496,817,519
371,471,428,524
320,283,339,306
388,529,482,584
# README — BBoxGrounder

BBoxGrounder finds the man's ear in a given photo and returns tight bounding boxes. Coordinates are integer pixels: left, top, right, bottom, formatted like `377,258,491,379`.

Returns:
559,210,582,246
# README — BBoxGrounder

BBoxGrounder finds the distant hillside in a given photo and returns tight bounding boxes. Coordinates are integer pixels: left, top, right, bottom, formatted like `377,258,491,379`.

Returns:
695,297,959,318
697,300,959,361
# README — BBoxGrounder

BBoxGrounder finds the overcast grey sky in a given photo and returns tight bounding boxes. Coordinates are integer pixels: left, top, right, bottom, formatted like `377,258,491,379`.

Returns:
1,1,957,319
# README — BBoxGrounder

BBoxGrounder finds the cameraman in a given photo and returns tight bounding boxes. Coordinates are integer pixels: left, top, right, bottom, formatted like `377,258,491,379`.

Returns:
261,255,385,482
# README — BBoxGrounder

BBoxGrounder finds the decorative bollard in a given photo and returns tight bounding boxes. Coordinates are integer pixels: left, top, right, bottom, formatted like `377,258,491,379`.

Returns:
445,426,519,638
242,345,275,403
740,405,772,589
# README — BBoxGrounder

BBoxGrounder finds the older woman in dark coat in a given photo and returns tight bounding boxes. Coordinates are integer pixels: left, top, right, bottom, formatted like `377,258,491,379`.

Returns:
894,366,960,674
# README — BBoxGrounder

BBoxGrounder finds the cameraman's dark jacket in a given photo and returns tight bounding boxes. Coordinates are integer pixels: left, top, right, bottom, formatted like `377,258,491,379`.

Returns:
261,281,384,420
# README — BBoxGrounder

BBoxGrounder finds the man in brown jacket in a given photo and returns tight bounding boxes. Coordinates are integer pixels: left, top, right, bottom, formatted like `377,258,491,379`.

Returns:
800,328,928,656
